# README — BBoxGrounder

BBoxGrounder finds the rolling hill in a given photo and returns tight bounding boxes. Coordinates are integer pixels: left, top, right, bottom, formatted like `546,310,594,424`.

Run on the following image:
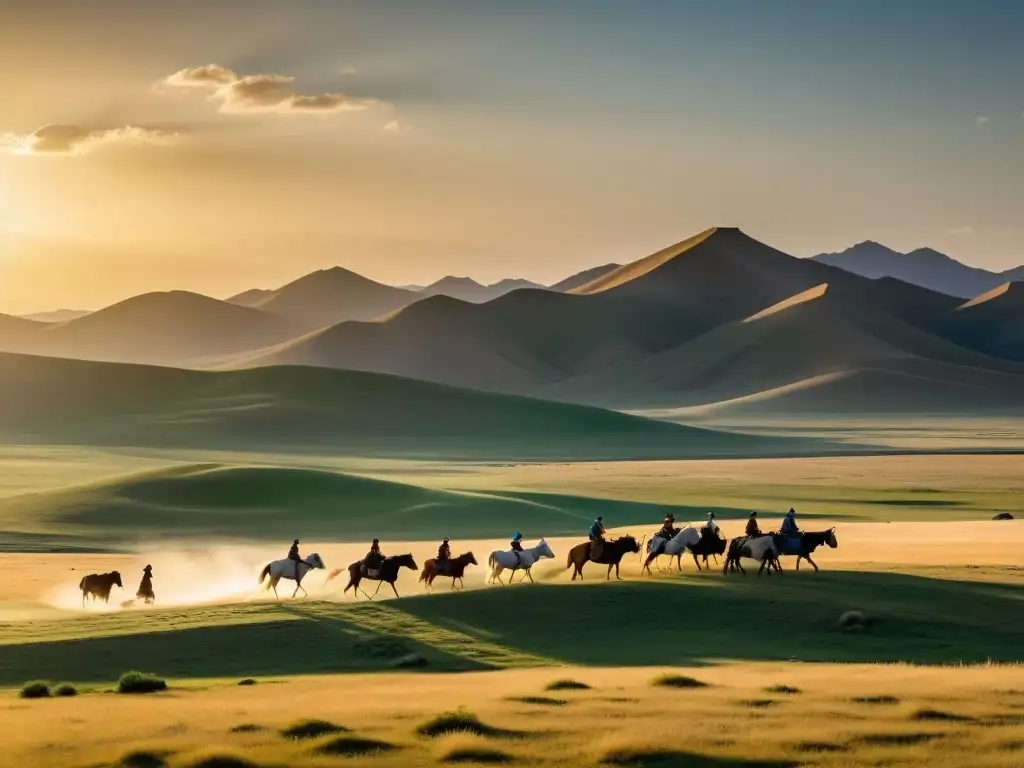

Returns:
242,226,1024,415
227,267,417,330
27,291,299,366
811,241,1018,299
0,313,45,354
0,352,799,460
17,309,90,323
549,262,621,292
938,282,1024,362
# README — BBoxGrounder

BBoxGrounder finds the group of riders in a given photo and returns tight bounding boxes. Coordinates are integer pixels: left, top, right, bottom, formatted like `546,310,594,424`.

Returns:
280,507,806,586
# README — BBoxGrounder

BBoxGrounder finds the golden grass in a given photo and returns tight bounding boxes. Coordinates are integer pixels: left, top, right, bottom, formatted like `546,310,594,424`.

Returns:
2,664,1023,767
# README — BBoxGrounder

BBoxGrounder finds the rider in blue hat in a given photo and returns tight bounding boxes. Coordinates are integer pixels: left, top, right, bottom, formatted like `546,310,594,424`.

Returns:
510,532,523,567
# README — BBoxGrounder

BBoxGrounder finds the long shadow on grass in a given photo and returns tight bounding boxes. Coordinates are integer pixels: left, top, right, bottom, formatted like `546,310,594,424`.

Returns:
2,571,1021,684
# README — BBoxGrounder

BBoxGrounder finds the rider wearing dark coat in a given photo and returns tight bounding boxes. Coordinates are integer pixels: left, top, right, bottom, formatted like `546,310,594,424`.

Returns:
365,538,384,571
288,539,312,584
745,511,762,537
136,564,154,603
436,537,451,574
659,513,678,540
510,532,524,566
589,516,607,560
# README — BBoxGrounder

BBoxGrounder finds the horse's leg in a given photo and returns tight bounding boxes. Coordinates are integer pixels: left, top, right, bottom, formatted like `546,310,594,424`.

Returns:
390,582,400,599
525,568,535,583
796,556,802,571
692,553,701,571
615,561,622,580
806,554,819,572
675,553,683,571
606,564,613,581
373,580,383,596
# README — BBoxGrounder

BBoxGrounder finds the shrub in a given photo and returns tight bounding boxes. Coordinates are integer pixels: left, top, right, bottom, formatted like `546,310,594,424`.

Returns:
280,719,348,740
764,685,800,695
229,724,265,734
118,750,169,768
118,671,167,694
852,695,900,705
650,674,708,689
53,683,79,697
442,746,513,763
544,679,590,692
237,678,257,686
316,736,397,757
510,696,567,706
19,680,51,699
836,610,867,629
184,757,262,768
417,708,503,738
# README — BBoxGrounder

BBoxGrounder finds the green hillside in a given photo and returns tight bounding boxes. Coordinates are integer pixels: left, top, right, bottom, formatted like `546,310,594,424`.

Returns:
0,352,801,460
0,463,694,546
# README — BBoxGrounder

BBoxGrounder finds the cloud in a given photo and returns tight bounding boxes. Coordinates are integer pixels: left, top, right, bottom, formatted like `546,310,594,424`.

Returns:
164,64,238,87
976,115,991,124
5,124,177,156
161,63,382,114
383,120,411,135
946,225,975,236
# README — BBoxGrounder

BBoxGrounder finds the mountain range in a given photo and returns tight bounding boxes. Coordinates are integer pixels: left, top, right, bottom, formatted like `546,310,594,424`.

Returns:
1,228,1022,419
811,241,1021,299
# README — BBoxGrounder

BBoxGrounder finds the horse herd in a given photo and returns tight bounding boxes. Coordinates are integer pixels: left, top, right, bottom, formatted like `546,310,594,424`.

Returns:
76,524,839,607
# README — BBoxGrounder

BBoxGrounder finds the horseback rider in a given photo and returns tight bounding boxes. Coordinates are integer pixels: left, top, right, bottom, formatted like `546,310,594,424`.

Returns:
510,532,524,567
364,538,385,574
288,539,313,584
658,513,678,540
436,537,451,575
745,511,763,537
136,564,154,603
780,508,801,538
701,511,722,540
589,516,606,560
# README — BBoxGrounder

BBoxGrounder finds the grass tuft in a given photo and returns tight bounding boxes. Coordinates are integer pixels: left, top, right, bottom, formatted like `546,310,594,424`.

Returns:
911,708,975,722
316,735,397,757
417,707,506,738
855,732,951,747
118,750,170,768
280,718,348,740
852,695,900,705
510,695,568,706
544,678,590,691
18,680,51,699
237,678,257,686
53,682,78,697
443,746,514,764
183,757,263,768
740,699,777,708
390,652,429,669
836,610,867,629
118,671,167,694
228,724,265,734
651,674,708,689
764,685,800,695
793,741,847,754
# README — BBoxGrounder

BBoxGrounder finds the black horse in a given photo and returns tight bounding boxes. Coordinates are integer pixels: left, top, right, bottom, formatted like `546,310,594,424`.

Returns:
689,533,727,571
80,571,122,606
344,553,418,599
770,528,838,572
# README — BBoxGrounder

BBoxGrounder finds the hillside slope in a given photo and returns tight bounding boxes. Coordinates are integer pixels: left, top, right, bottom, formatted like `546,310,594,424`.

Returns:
541,282,1024,413
32,291,298,366
0,352,797,460
0,313,45,354
812,242,1006,298
938,282,1024,362
549,263,621,292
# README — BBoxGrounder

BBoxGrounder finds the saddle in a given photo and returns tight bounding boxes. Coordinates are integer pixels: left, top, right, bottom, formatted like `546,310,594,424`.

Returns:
435,559,451,576
589,540,605,562
361,566,380,579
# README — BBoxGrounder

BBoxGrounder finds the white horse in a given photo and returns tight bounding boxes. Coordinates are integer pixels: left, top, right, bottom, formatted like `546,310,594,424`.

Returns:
642,526,700,574
258,553,326,599
723,536,778,577
487,540,555,584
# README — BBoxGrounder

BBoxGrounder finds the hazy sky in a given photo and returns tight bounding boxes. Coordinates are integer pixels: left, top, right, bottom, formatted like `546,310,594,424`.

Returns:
1,0,1022,313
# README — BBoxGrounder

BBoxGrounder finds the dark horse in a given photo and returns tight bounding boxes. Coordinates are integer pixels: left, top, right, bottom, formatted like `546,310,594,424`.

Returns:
344,554,418,599
566,535,640,580
689,533,727,571
419,552,478,590
770,528,838,572
80,571,122,606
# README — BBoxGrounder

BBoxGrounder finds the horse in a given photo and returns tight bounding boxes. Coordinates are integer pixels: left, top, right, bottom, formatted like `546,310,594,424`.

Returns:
419,552,478,590
79,571,122,606
566,535,640,581
487,540,555,585
344,553,418,599
723,535,778,577
771,528,838,572
642,526,700,574
258,553,326,599
688,531,728,571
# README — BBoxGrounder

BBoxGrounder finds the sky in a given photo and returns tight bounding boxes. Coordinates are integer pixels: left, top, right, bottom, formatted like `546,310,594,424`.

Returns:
1,0,1022,314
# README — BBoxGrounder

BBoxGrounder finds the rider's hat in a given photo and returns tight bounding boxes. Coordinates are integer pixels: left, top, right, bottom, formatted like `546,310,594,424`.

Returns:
788,508,796,515
597,516,603,521
707,511,715,518
143,564,152,571
749,510,757,517
513,531,521,538
373,537,379,544
293,538,300,544
666,513,675,520
443,537,450,542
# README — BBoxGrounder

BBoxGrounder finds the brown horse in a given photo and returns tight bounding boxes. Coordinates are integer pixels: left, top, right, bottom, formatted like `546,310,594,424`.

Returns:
79,571,122,607
419,552,478,590
566,535,640,581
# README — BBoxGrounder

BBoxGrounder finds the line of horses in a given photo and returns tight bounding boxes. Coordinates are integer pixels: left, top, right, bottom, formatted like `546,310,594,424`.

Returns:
75,525,839,607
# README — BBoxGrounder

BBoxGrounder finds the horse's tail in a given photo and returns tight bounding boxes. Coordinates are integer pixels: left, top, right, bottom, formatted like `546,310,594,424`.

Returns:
488,552,496,568
258,563,271,586
565,549,573,570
